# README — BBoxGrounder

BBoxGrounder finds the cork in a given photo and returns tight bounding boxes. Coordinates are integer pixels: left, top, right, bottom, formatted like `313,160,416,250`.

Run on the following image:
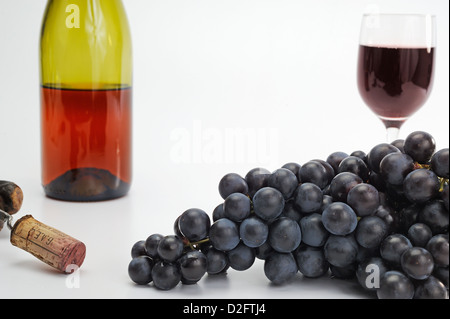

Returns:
10,215,86,273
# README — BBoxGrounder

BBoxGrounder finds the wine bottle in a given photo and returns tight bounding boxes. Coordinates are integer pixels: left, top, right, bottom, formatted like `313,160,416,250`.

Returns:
40,0,132,201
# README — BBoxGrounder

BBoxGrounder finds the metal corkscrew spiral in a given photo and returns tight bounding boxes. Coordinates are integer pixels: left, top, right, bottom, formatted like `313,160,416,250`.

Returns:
0,209,13,230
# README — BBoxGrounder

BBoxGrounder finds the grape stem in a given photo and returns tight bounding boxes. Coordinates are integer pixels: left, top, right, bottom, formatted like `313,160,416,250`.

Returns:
439,177,449,192
414,162,430,170
185,238,210,250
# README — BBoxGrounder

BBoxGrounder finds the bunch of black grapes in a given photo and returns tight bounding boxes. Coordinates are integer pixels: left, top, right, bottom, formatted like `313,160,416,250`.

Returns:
128,131,449,299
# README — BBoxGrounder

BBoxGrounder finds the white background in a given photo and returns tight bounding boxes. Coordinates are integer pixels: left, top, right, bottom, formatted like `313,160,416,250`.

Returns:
0,0,448,299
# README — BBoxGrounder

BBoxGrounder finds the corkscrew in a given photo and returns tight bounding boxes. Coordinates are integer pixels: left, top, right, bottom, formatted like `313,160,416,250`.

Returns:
0,181,86,273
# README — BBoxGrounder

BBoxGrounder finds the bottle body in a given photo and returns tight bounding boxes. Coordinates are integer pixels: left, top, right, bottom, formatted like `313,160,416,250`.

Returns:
40,0,132,201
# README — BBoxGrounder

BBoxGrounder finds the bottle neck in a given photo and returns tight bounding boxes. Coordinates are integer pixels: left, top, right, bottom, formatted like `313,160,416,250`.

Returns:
40,0,132,90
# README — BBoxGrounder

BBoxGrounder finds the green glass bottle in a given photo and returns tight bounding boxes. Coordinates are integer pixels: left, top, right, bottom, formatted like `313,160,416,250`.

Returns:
40,0,132,201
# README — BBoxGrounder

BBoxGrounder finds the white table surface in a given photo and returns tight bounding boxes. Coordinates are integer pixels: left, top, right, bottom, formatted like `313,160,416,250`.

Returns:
0,0,448,299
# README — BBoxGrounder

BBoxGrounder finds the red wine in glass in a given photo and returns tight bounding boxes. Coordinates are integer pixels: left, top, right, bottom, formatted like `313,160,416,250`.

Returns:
357,14,436,142
358,46,435,128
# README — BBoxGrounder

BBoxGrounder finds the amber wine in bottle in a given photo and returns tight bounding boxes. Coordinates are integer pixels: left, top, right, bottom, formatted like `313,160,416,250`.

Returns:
40,0,132,201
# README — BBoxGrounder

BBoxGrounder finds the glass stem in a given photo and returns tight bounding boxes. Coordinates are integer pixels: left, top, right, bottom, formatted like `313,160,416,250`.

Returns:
386,127,400,143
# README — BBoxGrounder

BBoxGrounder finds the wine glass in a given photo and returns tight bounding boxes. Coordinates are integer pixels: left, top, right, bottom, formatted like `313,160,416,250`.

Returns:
357,14,436,142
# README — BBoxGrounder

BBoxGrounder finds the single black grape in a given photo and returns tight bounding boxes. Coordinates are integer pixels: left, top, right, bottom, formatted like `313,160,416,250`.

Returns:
377,271,414,299
151,261,181,290
294,245,329,278
430,148,449,179
239,215,269,248
426,234,449,267
128,256,153,285
380,234,412,266
322,202,358,236
264,252,298,285
293,182,323,214
298,161,330,189
178,208,211,242
205,247,228,275
403,169,440,204
145,234,164,258
245,167,271,198
323,234,358,268
253,187,285,222
299,213,329,247
268,168,299,199
209,218,240,251
379,152,415,185
407,223,433,247
338,156,370,182
401,247,434,280
131,240,147,258
227,242,256,271
404,131,436,163
355,216,388,249
157,235,184,263
218,173,248,199
179,250,207,284
347,183,380,217
268,217,302,253
414,276,448,299
223,192,251,222
212,203,225,221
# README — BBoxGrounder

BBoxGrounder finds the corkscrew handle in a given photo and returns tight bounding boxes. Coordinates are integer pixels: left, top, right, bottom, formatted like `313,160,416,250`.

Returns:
0,180,23,231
